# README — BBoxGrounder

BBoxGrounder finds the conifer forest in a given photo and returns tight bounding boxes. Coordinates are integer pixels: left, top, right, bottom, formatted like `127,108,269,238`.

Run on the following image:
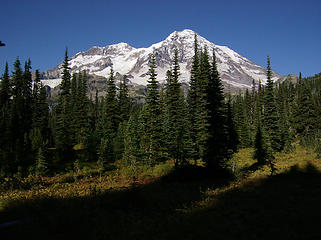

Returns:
1,35,321,239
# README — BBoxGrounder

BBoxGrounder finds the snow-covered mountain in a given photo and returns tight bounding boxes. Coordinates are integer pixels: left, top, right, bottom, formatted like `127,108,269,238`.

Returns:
41,29,280,90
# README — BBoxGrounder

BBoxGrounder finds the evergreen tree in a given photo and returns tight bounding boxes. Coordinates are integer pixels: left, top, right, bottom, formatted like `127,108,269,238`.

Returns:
118,75,130,122
264,55,281,152
98,66,118,164
30,70,49,163
55,49,73,162
22,59,33,132
0,62,10,108
10,58,25,170
0,63,11,172
253,119,273,164
195,48,210,161
164,49,190,167
60,48,71,96
226,95,239,154
205,49,229,169
123,112,142,166
75,71,90,148
187,33,200,161
292,80,317,137
144,54,163,165
35,145,47,176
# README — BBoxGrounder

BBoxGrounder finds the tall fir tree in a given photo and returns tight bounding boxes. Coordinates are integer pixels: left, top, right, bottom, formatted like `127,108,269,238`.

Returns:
0,62,10,108
10,58,25,170
144,54,163,166
30,70,49,155
263,55,281,152
98,66,119,165
0,63,11,172
253,118,273,164
55,48,73,162
195,48,210,161
118,75,130,122
205,49,229,169
187,33,200,161
226,94,239,155
164,49,190,167
123,111,142,166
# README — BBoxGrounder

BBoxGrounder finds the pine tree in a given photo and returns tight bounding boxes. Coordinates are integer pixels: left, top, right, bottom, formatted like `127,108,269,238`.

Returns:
0,63,11,172
35,146,47,176
123,112,142,166
98,66,119,164
22,59,33,132
164,49,190,167
253,120,273,164
30,69,49,167
195,48,210,161
205,49,229,169
10,58,25,170
226,95,239,154
292,80,317,137
60,48,71,97
75,71,90,148
144,54,163,166
118,75,130,122
187,33,200,161
264,55,281,152
0,62,10,108
55,49,73,162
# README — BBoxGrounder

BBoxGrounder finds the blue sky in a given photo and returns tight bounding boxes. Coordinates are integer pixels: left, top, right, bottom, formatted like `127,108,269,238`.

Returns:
1,0,320,77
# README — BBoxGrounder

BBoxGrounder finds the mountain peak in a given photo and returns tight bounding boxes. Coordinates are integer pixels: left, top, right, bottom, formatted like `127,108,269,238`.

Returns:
166,29,197,41
169,29,196,36
42,30,281,90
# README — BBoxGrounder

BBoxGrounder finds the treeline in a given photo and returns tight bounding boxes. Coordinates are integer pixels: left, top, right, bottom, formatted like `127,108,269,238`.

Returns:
1,35,320,177
233,68,321,164
0,35,238,176
0,60,49,175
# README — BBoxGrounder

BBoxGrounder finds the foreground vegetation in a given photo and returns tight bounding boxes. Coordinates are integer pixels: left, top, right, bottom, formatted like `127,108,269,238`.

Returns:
1,146,320,239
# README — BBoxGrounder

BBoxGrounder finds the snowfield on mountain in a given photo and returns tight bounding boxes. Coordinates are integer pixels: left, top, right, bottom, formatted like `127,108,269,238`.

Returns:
41,29,280,89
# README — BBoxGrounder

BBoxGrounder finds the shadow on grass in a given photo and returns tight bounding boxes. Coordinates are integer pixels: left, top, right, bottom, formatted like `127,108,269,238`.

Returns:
239,161,265,177
1,164,321,240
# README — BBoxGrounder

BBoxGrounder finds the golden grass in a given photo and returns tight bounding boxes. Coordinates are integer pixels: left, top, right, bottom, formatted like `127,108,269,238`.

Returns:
0,146,320,239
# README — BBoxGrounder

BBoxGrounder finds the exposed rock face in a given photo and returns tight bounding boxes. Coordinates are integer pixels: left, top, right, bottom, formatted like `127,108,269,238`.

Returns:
41,29,281,91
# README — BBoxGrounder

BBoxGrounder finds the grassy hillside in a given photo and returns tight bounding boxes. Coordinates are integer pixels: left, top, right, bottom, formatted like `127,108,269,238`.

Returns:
1,146,320,239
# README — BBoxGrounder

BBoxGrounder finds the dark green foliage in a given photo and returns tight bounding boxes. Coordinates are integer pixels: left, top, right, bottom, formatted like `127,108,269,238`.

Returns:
118,75,130,122
0,63,11,172
253,120,273,164
113,121,127,161
123,112,142,165
0,62,10,107
144,54,163,165
98,66,119,164
187,34,200,161
163,49,192,167
35,145,47,176
1,45,321,179
226,95,239,154
205,49,229,169
195,48,210,160
233,94,251,148
292,80,317,136
60,48,71,96
32,70,49,140
55,49,73,162
263,56,281,152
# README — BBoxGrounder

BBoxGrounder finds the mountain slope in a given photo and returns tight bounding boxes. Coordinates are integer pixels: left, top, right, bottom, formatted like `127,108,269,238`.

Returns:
41,29,280,90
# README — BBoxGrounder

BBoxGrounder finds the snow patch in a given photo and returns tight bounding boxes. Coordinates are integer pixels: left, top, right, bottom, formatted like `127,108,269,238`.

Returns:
41,79,62,88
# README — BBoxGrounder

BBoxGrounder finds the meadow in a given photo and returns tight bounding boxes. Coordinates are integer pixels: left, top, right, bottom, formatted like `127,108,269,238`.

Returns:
1,146,321,239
